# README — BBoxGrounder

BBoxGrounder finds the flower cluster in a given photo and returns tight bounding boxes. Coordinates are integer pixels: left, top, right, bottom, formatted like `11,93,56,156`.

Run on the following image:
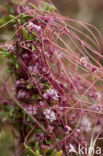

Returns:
89,91,101,101
28,65,39,75
27,22,41,32
80,56,99,73
43,109,57,122
81,116,92,132
43,88,59,101
5,44,14,53
25,105,37,115
17,89,28,99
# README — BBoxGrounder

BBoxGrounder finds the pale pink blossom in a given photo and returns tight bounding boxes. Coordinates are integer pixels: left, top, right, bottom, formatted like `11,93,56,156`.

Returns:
26,105,37,115
43,88,59,101
80,56,89,67
43,109,57,122
81,116,91,132
17,90,27,99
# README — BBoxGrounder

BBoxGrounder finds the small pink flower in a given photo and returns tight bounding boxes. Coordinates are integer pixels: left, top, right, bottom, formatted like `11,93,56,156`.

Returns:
81,116,91,132
89,91,101,101
80,56,89,67
23,53,29,59
27,22,41,32
26,105,37,115
27,22,35,29
17,90,27,99
5,44,14,53
55,50,62,58
43,109,57,122
65,125,72,133
44,51,50,58
43,88,59,101
33,24,41,32
95,92,101,101
75,129,81,136
28,65,39,75
90,105,100,112
16,78,25,85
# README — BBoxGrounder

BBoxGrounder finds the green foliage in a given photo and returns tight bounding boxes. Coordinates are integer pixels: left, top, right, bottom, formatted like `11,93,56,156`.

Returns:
25,144,41,156
28,2,56,13
0,47,10,57
57,151,63,156
0,47,19,75
0,103,15,122
28,33,36,41
0,127,18,156
19,14,33,24
22,27,28,40
9,13,33,24
0,16,11,26
31,44,35,51
34,142,40,152
22,27,37,41
9,15,17,24
45,149,63,156
41,2,56,12
25,144,63,156
28,3,37,9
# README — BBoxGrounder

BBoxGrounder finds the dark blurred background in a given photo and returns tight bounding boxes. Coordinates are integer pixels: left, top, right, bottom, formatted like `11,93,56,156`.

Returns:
53,0,103,33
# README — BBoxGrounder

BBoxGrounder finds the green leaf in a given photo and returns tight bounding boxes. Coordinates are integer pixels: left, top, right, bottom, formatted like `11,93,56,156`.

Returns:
50,149,56,156
0,48,11,58
9,15,17,23
19,14,33,24
27,85,32,89
31,44,35,51
2,116,8,122
15,62,19,69
50,8,55,13
57,150,63,156
45,140,51,145
35,150,40,156
35,142,40,151
28,3,37,9
19,13,26,19
42,2,56,12
45,6,50,11
34,37,39,41
9,15,15,19
28,33,36,40
0,112,5,116
22,28,28,40
5,68,11,73
56,138,60,142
